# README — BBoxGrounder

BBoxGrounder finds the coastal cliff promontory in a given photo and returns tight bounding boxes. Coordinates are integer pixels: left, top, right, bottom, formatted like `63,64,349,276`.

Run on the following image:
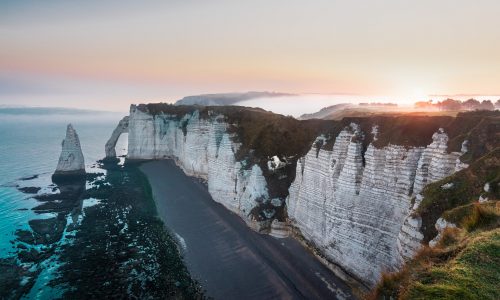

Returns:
110,104,334,234
106,105,499,287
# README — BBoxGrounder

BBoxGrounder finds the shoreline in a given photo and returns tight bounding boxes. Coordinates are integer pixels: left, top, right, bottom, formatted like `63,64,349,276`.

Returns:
140,159,355,299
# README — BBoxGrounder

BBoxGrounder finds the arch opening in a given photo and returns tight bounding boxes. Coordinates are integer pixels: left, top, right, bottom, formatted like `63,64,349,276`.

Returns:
105,116,129,160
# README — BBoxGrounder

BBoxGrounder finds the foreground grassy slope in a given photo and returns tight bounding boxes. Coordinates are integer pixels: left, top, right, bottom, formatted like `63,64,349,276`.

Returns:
373,226,499,300
372,199,500,300
371,142,499,299
367,113,499,299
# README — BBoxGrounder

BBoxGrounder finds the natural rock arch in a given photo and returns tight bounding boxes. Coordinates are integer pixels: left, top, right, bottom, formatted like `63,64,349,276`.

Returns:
105,116,129,159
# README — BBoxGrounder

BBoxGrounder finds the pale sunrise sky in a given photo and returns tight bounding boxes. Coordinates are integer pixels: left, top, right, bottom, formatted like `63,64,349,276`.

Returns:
1,0,500,111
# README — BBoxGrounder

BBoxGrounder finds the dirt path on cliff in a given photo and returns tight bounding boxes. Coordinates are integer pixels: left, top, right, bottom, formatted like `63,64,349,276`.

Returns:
140,160,354,300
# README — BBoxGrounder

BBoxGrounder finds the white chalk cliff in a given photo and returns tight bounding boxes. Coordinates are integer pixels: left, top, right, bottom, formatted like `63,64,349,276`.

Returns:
287,125,467,286
125,105,269,222
54,124,85,175
109,106,470,287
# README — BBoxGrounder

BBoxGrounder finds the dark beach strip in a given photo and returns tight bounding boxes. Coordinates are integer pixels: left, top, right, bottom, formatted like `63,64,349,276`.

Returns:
140,159,354,300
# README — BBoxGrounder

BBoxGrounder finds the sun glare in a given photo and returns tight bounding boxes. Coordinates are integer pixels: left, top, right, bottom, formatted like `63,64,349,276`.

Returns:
411,88,428,101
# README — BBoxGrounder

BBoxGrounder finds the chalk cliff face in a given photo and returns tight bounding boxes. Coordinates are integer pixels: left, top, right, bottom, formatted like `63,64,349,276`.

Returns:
109,105,495,288
54,124,85,177
126,105,270,222
286,125,467,285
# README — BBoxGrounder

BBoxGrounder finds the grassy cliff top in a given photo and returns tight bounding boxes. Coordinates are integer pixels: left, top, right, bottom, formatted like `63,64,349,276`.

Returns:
135,103,499,160
134,103,338,159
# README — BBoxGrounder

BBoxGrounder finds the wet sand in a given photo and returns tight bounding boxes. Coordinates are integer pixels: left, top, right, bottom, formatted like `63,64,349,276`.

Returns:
140,160,354,300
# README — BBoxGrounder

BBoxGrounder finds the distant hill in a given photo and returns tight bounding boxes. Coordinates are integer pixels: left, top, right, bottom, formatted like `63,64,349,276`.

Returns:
299,103,468,120
298,103,354,120
174,91,294,106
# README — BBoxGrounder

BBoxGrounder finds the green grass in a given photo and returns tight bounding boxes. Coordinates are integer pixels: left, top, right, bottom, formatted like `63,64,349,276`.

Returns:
462,203,500,232
404,229,500,300
371,229,500,300
443,201,499,231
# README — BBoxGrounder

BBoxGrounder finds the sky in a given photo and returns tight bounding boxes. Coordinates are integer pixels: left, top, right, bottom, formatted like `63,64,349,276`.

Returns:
1,0,500,112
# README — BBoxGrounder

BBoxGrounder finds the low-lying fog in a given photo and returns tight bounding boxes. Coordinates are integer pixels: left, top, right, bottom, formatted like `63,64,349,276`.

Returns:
236,94,500,117
236,94,397,117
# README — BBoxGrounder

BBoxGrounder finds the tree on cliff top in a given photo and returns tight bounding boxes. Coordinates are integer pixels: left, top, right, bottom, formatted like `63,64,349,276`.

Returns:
463,98,480,110
479,100,495,110
437,99,462,111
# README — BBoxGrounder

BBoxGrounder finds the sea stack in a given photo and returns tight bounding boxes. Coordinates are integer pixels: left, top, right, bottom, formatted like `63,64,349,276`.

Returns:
52,124,86,182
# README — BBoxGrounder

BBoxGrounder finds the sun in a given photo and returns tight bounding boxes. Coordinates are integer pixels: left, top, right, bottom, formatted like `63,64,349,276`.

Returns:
411,88,428,101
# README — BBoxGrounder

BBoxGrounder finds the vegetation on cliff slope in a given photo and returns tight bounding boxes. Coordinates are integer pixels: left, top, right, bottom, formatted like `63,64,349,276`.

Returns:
372,152,499,300
371,201,499,300
417,148,500,242
370,111,499,300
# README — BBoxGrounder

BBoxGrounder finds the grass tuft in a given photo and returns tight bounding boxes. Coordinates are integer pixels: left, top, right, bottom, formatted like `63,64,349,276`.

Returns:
462,203,499,232
370,229,500,300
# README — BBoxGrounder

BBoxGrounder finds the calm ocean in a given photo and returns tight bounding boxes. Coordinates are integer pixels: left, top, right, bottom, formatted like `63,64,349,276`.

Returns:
0,111,127,257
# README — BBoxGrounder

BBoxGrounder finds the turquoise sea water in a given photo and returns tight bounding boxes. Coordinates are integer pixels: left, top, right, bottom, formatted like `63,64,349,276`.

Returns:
0,109,202,299
0,112,127,257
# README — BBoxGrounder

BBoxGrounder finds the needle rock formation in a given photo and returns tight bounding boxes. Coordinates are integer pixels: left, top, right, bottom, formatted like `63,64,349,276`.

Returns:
52,124,85,182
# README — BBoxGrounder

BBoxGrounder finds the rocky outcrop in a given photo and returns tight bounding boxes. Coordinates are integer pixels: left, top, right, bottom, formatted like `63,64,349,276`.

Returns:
53,124,85,181
412,129,463,194
105,116,129,159
397,215,424,261
428,217,456,247
286,125,467,286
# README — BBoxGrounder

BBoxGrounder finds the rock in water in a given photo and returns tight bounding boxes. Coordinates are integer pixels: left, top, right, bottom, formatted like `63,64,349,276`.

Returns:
52,124,85,182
